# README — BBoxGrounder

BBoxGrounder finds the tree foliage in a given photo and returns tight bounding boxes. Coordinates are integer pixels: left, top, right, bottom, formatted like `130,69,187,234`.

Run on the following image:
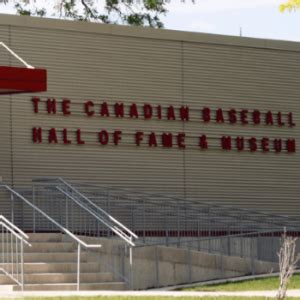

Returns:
0,0,189,28
280,0,300,12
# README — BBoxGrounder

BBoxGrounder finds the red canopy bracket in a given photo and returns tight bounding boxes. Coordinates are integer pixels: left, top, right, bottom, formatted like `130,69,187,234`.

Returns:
0,66,47,95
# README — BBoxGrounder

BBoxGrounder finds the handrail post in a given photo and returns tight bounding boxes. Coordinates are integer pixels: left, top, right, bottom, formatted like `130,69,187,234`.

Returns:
32,185,36,233
129,237,133,289
21,240,24,291
10,192,14,224
77,243,81,291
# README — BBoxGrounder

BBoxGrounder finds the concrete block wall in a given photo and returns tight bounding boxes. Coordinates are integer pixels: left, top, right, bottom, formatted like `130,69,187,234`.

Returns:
79,236,279,290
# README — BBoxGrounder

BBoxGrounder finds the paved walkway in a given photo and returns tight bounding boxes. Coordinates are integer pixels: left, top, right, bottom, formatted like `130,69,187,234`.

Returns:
1,290,300,298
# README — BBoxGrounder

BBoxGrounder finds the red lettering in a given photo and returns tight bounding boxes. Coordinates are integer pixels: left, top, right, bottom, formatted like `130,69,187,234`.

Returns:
261,138,269,152
32,127,42,143
62,99,71,115
114,103,124,118
221,136,231,150
149,132,158,147
180,106,189,121
277,112,285,126
101,102,110,117
199,135,208,149
177,133,186,149
274,139,282,152
113,130,122,145
228,109,237,124
288,112,296,127
32,97,40,113
265,111,274,125
48,128,58,143
286,139,296,153
157,105,162,120
99,130,109,145
84,101,94,117
47,99,57,114
252,110,261,125
236,137,244,151
161,133,173,148
76,129,85,145
167,106,176,120
202,107,211,123
143,104,152,119
135,132,144,146
216,108,224,123
63,129,71,144
240,110,248,124
129,103,139,118
249,137,257,152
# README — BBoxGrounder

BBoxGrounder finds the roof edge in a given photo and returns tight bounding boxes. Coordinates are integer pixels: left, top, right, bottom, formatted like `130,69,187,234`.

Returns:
0,14,299,52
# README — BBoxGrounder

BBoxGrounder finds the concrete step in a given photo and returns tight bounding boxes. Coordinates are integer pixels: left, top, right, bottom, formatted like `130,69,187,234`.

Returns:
24,242,75,253
1,252,88,263
0,285,14,292
14,282,127,291
1,262,102,274
1,242,75,253
25,252,88,263
0,275,15,285
24,262,101,273
27,233,63,243
0,272,113,285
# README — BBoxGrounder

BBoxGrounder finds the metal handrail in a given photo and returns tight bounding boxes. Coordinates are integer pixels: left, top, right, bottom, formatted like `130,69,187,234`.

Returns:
0,184,101,250
82,190,285,232
77,183,300,228
56,187,136,246
0,215,29,241
134,228,289,248
134,228,294,266
80,183,298,223
0,183,102,291
57,177,138,239
33,177,138,246
33,178,300,228
0,216,31,290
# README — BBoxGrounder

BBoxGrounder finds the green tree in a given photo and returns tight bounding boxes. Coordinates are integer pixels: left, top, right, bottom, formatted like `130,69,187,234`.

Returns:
280,0,300,12
0,0,192,28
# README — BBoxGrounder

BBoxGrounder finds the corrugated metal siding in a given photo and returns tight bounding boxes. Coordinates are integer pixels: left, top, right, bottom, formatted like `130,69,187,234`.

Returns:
0,16,299,218
0,25,13,219
183,41,300,216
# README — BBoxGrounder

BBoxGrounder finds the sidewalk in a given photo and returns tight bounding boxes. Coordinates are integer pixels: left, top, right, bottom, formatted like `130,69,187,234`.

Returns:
1,290,300,298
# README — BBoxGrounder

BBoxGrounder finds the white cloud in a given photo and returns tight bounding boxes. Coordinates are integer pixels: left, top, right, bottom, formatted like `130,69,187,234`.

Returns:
187,19,215,31
165,0,281,14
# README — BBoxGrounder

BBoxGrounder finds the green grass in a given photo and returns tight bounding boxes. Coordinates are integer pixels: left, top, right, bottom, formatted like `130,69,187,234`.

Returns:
184,274,300,291
24,296,300,300
21,298,300,300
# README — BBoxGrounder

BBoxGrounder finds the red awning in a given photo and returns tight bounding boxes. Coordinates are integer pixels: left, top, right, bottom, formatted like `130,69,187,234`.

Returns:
0,66,47,95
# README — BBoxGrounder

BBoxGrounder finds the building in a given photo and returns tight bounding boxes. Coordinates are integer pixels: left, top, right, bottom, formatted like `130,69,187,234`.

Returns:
0,14,299,220
0,13,299,291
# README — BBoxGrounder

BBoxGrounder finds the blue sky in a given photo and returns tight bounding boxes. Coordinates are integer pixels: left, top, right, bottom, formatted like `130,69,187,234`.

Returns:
163,0,299,41
0,0,299,42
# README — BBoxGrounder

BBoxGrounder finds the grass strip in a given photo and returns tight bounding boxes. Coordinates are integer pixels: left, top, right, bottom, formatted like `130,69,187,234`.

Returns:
184,274,300,291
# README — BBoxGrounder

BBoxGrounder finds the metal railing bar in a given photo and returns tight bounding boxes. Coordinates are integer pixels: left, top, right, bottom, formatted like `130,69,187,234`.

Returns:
78,183,299,225
0,185,101,250
0,267,22,286
55,178,138,239
0,215,29,240
56,187,135,246
0,222,31,247
134,228,291,249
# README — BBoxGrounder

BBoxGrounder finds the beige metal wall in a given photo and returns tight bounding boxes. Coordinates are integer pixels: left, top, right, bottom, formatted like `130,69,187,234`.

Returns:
0,15,299,217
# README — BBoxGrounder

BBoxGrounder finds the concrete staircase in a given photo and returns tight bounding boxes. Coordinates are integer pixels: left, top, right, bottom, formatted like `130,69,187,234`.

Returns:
0,233,126,291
